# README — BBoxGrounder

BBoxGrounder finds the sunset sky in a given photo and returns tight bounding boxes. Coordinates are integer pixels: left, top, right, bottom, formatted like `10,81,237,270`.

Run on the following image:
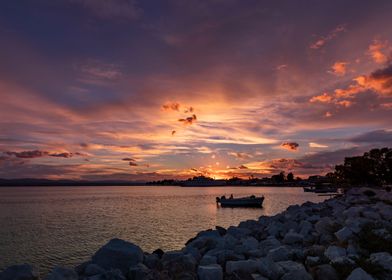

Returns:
0,0,391,181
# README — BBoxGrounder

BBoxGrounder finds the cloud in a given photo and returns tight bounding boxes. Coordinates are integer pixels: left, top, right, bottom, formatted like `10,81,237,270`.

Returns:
162,102,180,111
49,152,75,158
5,150,49,158
309,142,328,148
171,130,176,136
71,0,142,21
330,62,348,76
129,161,138,166
349,129,392,143
281,142,299,151
310,93,333,103
228,152,253,160
122,157,136,161
368,40,391,64
178,114,197,125
310,25,346,49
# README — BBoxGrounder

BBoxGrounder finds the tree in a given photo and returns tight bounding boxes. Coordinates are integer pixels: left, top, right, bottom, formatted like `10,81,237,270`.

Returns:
334,147,392,186
287,172,294,182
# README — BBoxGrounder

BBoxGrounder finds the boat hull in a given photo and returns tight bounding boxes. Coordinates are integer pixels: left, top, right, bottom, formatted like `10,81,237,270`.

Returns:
218,197,264,208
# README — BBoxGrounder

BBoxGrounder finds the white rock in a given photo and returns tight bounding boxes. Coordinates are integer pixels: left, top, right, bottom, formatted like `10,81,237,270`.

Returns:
197,264,223,280
346,268,374,280
335,227,353,243
324,246,346,262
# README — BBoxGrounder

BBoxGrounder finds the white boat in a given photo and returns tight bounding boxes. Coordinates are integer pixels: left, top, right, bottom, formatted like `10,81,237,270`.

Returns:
216,195,264,208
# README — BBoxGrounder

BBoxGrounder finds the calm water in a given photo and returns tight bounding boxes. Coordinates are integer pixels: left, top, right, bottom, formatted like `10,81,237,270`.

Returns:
0,186,325,273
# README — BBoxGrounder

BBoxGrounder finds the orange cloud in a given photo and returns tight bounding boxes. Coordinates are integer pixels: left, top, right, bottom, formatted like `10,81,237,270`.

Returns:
331,61,347,76
309,93,333,103
368,40,390,64
281,142,299,151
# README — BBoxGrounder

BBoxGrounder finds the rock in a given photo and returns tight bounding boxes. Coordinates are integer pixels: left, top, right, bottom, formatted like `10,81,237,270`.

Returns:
0,264,40,280
280,269,312,280
276,260,305,274
197,265,223,280
324,245,346,262
143,253,160,269
242,236,259,250
335,227,353,243
314,264,339,280
152,248,164,258
74,261,91,275
315,217,337,235
161,251,196,278
251,274,269,280
259,236,281,255
225,260,259,274
362,210,381,220
266,221,285,237
257,258,284,280
307,215,321,223
305,256,320,267
84,264,105,276
215,226,226,236
199,255,217,266
299,220,313,236
128,263,151,280
45,267,78,280
267,246,291,262
369,252,392,273
227,226,251,239
283,230,304,244
346,268,374,280
99,269,126,280
91,238,143,275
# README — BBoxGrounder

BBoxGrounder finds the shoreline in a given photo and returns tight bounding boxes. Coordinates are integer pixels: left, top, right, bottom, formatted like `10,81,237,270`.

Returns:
1,187,391,280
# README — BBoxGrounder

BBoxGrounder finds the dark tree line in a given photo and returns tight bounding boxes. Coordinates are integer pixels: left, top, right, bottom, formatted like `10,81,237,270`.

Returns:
333,147,392,186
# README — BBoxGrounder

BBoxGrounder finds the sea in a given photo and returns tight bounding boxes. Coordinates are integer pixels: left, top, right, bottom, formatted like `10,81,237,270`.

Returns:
0,186,326,274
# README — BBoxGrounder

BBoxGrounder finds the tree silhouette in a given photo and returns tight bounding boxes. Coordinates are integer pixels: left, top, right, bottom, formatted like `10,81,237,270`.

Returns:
334,147,392,186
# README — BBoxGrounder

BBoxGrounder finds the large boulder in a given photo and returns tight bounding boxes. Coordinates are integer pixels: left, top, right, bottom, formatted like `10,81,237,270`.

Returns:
128,263,152,280
45,267,78,280
324,245,346,262
84,264,105,277
91,238,143,275
225,260,259,274
197,265,223,280
346,268,374,280
0,264,40,280
369,252,392,274
335,227,353,243
161,251,196,278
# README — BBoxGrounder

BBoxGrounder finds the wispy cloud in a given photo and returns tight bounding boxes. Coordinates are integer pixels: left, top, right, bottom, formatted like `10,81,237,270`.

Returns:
310,25,346,49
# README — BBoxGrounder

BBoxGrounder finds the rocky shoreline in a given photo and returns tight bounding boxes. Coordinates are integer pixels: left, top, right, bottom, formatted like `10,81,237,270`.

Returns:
1,187,392,280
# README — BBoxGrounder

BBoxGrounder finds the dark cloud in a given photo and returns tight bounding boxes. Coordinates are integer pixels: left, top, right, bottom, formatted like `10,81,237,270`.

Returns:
70,0,142,21
122,157,136,161
350,130,392,143
171,130,176,136
178,114,197,125
129,161,138,166
5,150,49,158
281,142,299,151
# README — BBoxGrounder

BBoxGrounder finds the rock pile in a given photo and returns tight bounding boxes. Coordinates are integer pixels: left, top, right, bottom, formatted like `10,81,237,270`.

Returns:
1,187,392,280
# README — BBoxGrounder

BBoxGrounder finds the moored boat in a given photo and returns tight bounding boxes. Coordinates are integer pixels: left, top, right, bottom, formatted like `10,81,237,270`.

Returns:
216,195,264,208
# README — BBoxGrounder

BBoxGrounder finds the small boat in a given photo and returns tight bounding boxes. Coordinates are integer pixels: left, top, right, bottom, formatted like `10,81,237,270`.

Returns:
216,195,264,208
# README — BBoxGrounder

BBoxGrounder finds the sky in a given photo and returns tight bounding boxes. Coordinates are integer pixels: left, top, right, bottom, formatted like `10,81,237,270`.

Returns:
0,0,392,181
